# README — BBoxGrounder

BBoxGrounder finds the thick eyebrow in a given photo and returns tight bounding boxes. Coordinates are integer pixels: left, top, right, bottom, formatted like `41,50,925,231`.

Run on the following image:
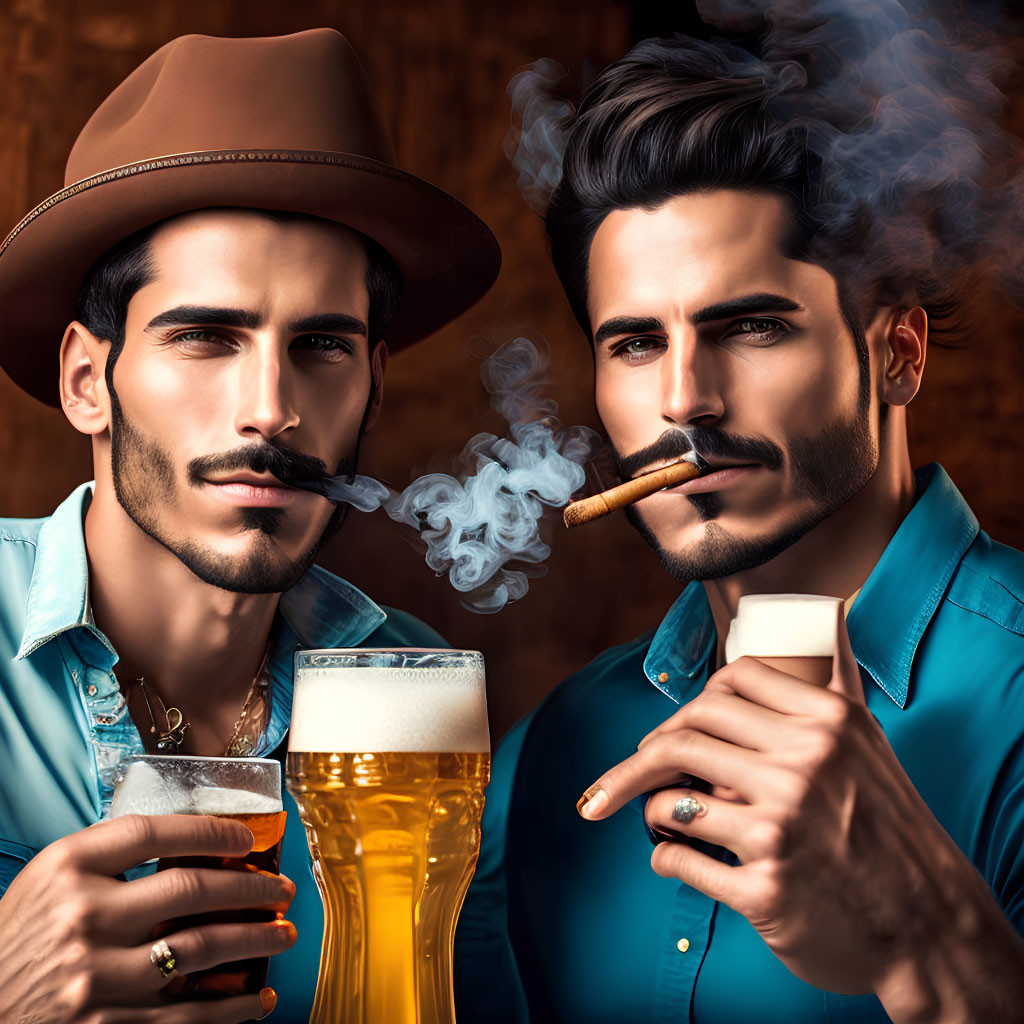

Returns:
289,313,366,336
144,306,368,337
593,316,665,347
691,293,803,326
145,305,263,331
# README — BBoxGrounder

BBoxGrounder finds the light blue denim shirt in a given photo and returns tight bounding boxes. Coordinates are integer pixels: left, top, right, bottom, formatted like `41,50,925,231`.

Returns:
455,465,1024,1024
0,482,445,1023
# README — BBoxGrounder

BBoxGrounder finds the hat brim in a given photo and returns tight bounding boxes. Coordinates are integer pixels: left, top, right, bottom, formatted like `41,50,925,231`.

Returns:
0,150,501,406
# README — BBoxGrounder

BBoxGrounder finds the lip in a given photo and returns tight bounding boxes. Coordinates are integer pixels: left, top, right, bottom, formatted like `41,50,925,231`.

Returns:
202,476,302,508
656,463,762,496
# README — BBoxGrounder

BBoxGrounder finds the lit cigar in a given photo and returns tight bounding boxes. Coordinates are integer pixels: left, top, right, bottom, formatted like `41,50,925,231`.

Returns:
563,451,708,528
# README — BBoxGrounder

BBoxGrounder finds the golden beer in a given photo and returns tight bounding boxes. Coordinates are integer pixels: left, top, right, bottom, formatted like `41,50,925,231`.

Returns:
287,650,490,1024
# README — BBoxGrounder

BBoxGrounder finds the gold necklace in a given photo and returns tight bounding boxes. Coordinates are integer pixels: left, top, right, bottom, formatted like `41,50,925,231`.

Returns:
126,644,271,756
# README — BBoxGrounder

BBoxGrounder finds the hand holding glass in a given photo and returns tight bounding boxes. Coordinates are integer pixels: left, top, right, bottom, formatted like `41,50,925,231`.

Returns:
110,754,286,998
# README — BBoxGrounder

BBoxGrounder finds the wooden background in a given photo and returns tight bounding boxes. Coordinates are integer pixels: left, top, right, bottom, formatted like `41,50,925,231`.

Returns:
1,0,1022,742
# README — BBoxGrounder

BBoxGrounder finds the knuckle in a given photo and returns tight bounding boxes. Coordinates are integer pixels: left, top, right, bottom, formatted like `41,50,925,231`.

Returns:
779,769,812,809
58,967,95,1018
188,926,214,966
60,896,98,939
118,812,158,852
39,838,77,877
749,819,787,858
821,692,857,731
165,866,206,905
748,857,785,913
802,725,841,770
703,664,734,692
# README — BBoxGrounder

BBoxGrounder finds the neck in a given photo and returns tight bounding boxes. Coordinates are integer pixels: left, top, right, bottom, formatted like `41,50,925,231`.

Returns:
84,481,280,755
703,430,916,658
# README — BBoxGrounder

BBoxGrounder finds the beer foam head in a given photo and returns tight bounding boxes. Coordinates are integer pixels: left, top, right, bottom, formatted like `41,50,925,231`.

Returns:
191,787,282,815
725,594,842,662
290,660,489,753
111,760,191,816
111,756,282,818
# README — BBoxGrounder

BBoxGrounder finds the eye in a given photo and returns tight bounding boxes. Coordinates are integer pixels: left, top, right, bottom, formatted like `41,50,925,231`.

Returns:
292,334,355,361
170,329,235,352
722,317,789,345
609,335,666,364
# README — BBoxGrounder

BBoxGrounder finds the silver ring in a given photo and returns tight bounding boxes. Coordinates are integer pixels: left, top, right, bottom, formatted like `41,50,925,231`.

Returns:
671,795,706,825
150,938,179,980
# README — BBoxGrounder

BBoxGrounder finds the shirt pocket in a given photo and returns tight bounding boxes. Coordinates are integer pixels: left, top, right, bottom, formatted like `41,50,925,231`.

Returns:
0,838,38,896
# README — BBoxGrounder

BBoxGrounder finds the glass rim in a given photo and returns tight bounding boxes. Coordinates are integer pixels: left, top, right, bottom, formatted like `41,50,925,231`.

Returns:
297,647,482,658
119,754,281,768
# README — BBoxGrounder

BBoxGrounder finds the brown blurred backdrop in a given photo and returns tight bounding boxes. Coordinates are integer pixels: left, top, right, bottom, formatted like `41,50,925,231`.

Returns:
1,0,1022,743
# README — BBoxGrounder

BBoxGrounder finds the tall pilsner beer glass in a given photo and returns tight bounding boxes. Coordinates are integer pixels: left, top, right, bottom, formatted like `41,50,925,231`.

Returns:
287,648,490,1024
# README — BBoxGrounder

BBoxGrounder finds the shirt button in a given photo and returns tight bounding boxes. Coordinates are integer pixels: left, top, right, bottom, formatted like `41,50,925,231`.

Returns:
676,937,690,953
658,672,669,683
87,684,98,696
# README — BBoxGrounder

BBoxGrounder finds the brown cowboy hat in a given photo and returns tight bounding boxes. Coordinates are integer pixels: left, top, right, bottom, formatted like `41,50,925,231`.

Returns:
0,28,501,407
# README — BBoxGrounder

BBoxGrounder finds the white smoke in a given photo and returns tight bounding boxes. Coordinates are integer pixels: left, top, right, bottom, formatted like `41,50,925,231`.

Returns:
505,59,573,216
317,338,600,613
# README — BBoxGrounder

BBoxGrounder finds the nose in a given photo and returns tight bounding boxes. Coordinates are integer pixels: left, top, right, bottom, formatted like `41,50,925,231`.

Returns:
233,341,300,441
661,330,725,428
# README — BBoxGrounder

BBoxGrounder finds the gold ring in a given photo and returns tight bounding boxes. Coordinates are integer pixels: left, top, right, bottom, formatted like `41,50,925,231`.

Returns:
150,938,179,980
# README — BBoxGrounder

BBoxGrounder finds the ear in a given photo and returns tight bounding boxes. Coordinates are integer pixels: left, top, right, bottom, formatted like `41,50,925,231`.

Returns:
880,306,927,407
59,321,111,435
363,340,388,432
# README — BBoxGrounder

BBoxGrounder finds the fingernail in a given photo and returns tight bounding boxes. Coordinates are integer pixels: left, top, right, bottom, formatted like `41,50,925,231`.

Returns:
259,987,277,1018
576,787,609,820
274,919,297,942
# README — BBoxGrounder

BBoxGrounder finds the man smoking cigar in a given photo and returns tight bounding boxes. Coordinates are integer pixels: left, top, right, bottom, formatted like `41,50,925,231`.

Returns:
0,30,498,1023
456,9,1024,1023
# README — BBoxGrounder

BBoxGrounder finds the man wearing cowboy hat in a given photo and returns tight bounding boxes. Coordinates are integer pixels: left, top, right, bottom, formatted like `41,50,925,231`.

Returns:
0,29,498,1023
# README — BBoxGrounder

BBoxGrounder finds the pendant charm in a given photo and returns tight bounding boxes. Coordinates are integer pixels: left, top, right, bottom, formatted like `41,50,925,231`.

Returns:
225,735,255,757
156,707,190,753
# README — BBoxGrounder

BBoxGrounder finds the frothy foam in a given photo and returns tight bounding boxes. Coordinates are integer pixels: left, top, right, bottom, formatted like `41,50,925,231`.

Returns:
289,666,489,753
725,594,842,662
112,761,282,817
190,787,282,815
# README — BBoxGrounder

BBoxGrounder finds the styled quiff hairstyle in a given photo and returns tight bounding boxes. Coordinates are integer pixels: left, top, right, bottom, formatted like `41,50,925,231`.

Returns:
544,34,996,346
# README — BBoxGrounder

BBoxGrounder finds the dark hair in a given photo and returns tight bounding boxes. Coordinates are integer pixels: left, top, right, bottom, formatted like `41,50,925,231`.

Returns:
73,209,404,381
545,35,980,346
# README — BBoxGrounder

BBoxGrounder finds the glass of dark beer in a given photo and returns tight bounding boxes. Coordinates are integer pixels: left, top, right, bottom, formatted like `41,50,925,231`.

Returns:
111,754,286,999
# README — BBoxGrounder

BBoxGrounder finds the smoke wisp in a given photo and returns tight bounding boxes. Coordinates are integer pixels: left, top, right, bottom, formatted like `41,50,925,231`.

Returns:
505,58,574,217
291,338,600,613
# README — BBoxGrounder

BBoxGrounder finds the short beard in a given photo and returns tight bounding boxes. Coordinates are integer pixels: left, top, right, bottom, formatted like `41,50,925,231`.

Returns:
109,390,337,594
622,410,877,585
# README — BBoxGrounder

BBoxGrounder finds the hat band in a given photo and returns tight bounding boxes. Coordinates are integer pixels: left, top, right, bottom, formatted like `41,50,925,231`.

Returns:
1,148,421,257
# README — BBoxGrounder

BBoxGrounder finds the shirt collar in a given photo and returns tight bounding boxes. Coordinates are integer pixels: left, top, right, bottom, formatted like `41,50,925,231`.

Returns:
16,482,115,665
643,463,978,710
846,463,977,707
277,564,386,649
643,583,717,706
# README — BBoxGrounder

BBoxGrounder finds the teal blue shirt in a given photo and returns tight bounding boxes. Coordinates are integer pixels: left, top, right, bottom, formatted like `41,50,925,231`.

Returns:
455,465,1024,1023
0,483,445,1024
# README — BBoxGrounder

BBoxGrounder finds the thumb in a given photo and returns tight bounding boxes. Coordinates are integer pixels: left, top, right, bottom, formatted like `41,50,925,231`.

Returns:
829,603,865,704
